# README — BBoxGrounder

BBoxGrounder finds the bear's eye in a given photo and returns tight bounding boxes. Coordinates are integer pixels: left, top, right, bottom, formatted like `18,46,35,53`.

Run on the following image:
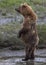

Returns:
27,14,31,16
22,5,26,8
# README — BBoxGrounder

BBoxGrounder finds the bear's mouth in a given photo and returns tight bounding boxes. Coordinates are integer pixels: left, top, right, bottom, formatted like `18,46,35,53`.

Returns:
15,7,20,13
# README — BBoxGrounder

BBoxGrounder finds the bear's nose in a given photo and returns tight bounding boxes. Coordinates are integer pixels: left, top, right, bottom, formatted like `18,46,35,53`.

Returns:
15,7,20,12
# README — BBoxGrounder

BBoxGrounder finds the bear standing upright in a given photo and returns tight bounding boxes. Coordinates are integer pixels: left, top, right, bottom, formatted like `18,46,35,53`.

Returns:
15,3,39,61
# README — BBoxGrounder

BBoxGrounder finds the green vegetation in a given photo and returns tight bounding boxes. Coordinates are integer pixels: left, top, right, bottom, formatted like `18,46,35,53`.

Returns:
32,0,46,5
0,0,46,12
0,0,30,8
0,22,25,49
37,24,46,46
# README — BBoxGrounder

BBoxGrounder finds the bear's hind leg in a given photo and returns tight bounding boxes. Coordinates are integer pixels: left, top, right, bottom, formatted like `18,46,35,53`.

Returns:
30,49,35,59
28,45,36,60
22,44,30,61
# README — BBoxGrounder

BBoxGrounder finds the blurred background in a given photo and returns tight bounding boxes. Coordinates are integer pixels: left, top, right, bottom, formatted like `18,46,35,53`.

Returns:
0,0,46,50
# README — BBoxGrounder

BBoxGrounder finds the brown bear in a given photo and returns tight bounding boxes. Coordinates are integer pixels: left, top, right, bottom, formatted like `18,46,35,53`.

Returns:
15,3,39,61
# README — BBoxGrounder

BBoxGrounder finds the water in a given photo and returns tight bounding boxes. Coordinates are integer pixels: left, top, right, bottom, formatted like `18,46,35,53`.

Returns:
0,16,46,25
37,17,46,24
0,14,23,25
0,49,46,65
0,17,15,25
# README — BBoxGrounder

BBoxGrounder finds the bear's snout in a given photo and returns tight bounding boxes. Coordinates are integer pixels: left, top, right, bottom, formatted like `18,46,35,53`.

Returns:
15,7,20,12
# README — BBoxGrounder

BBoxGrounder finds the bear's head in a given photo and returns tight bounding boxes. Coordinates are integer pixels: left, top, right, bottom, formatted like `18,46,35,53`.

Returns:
15,3,37,21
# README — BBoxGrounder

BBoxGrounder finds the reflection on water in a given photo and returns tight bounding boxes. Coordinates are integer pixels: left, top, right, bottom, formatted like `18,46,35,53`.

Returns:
0,57,46,65
26,61,34,65
0,49,46,65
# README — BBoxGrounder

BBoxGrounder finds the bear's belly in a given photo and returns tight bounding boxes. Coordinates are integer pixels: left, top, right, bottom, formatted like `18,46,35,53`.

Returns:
21,34,29,43
21,33,38,44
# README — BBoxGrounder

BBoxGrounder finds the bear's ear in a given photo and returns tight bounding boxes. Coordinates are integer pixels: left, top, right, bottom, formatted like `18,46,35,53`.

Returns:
21,3,27,7
23,3,27,5
20,3,26,8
